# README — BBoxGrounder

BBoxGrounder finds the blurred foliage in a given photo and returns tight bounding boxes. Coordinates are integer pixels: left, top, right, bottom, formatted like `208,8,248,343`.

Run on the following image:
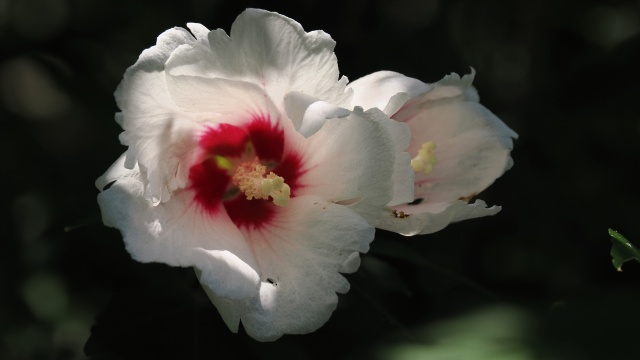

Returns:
2,0,640,359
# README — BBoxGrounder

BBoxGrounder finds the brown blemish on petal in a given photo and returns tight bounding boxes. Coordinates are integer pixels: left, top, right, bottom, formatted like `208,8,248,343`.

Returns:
458,193,476,203
393,210,409,218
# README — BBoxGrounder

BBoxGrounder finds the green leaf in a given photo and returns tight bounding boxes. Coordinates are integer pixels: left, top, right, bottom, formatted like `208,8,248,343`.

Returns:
609,228,640,271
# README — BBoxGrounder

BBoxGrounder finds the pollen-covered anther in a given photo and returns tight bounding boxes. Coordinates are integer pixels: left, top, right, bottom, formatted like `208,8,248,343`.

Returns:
232,158,291,207
411,141,437,175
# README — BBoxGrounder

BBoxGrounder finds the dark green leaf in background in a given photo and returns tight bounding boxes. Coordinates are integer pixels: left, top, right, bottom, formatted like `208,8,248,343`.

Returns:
609,228,640,272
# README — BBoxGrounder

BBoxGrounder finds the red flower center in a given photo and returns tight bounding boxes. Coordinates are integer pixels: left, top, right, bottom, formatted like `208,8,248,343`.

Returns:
189,115,303,229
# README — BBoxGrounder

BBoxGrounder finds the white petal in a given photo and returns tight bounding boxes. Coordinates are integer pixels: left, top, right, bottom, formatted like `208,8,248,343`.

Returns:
283,91,351,137
370,109,414,206
198,196,374,341
118,114,200,205
389,152,414,206
186,23,210,40
115,26,195,116
378,199,501,236
165,9,352,110
284,91,414,207
97,160,261,299
95,152,135,191
164,72,279,123
299,107,399,224
196,268,242,332
114,28,202,204
347,71,431,115
339,252,362,273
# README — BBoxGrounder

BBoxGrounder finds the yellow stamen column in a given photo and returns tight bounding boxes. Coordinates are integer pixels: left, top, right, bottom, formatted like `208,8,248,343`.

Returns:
411,142,437,175
232,158,291,206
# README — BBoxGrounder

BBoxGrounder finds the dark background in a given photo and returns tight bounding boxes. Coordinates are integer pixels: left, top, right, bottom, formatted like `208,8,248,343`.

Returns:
2,0,640,359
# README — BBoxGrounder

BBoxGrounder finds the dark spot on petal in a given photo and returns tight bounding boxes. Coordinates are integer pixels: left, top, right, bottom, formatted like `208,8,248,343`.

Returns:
407,198,423,205
102,180,116,191
393,210,409,218
267,278,277,286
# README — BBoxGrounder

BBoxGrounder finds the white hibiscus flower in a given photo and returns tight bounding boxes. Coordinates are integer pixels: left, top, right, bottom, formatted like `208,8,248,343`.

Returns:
348,70,517,235
96,9,412,341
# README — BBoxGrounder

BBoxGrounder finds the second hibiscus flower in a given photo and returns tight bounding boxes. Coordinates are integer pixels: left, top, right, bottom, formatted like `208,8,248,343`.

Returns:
349,70,518,235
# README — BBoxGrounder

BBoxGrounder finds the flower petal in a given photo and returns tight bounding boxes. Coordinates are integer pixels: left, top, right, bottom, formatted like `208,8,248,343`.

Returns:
284,93,414,206
376,71,517,235
347,71,431,115
100,9,410,341
114,27,201,204
96,159,261,299
283,91,351,137
371,108,414,206
164,72,278,123
397,72,517,204
165,9,352,110
95,152,136,191
298,107,401,224
198,195,373,341
378,199,501,235
186,23,210,40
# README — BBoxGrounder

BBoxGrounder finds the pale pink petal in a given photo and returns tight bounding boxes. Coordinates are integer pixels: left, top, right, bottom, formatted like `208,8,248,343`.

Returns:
378,71,517,235
378,200,501,236
402,96,516,203
198,195,373,341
